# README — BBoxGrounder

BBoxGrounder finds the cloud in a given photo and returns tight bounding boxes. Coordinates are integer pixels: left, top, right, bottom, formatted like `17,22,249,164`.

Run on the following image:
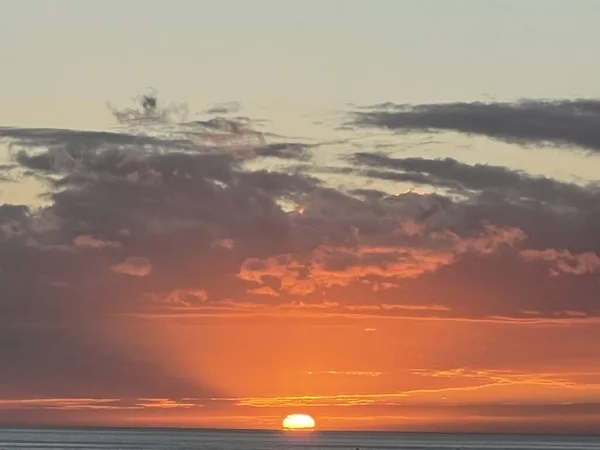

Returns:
2,93,600,431
238,223,525,297
73,235,122,250
0,95,323,403
212,238,235,250
306,370,383,377
111,256,152,276
341,154,600,269
350,153,600,208
2,117,600,322
205,102,241,115
352,99,600,152
161,289,209,306
519,248,600,276
253,142,312,160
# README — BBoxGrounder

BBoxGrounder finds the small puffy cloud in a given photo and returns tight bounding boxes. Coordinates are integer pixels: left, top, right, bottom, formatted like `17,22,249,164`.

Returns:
161,289,209,306
212,238,235,250
204,102,241,115
520,249,600,276
110,257,152,277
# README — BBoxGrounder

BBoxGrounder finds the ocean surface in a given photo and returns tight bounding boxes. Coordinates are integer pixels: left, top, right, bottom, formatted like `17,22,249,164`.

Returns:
0,427,599,450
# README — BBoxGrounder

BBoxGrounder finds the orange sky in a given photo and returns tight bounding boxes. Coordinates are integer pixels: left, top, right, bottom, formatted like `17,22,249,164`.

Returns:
1,312,600,433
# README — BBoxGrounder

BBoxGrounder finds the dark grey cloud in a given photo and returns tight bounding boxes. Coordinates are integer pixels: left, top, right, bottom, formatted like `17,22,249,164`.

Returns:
0,99,325,401
0,126,193,152
204,101,241,115
340,152,600,259
351,153,600,208
3,114,600,323
352,99,600,152
109,90,188,127
0,96,328,326
0,164,19,182
253,142,312,160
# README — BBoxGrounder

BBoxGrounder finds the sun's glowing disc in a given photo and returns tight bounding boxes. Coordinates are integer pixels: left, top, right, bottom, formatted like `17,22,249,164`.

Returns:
282,413,316,430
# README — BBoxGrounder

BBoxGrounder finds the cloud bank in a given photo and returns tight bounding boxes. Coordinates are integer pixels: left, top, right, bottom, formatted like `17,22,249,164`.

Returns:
1,93,600,431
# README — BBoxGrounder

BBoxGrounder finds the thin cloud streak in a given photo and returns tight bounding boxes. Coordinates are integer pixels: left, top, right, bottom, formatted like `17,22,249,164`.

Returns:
351,99,600,153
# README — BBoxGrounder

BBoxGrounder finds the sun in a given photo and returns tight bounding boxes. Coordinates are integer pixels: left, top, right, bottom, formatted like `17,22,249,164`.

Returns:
282,414,316,430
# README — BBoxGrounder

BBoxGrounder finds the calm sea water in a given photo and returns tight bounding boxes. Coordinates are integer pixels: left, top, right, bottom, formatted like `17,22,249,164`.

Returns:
0,427,599,450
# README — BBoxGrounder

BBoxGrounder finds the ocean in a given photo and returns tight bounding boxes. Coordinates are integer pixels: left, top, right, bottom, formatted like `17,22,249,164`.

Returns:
0,427,599,450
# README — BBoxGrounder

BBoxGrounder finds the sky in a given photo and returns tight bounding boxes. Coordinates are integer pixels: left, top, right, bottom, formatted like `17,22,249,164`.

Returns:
1,0,600,434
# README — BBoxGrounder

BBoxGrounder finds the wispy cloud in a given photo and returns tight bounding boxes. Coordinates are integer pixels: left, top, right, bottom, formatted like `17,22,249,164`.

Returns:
110,256,153,277
352,99,600,152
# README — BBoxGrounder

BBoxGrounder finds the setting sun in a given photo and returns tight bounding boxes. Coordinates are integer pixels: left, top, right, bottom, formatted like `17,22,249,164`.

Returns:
282,414,316,430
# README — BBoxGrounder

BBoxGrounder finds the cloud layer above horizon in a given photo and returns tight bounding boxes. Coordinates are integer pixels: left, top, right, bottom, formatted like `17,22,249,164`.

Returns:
1,95,600,432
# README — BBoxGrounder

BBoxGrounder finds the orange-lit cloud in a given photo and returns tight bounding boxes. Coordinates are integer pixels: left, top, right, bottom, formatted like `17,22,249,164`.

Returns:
520,248,600,276
306,371,383,377
238,224,525,297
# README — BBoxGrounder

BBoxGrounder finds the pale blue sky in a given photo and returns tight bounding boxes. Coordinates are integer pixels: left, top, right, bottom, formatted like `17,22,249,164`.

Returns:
1,0,600,205
2,0,599,129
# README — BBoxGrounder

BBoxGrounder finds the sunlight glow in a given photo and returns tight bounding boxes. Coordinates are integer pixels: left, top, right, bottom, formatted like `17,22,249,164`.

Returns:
282,413,316,430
